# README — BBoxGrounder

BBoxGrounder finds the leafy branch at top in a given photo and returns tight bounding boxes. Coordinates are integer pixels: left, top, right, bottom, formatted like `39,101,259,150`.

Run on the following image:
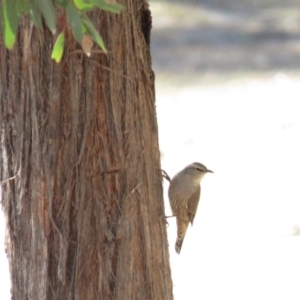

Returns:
1,0,123,62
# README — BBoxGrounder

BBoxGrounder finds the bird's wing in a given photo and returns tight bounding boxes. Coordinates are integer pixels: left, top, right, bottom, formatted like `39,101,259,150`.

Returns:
187,185,201,225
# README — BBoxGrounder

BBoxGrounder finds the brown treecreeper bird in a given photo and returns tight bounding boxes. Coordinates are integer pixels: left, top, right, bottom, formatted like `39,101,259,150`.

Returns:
163,162,213,254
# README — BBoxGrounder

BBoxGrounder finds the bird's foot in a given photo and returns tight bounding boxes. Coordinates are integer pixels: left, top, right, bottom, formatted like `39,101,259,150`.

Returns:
161,169,171,182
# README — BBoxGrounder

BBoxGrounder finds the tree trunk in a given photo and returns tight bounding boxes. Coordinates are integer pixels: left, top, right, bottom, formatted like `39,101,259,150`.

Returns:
0,1,173,299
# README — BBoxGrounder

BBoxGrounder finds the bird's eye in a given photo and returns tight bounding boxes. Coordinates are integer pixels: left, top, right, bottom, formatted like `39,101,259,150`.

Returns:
196,168,202,172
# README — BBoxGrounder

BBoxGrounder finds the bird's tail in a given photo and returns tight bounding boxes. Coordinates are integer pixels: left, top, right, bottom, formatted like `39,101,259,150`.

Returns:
175,237,184,254
175,218,189,254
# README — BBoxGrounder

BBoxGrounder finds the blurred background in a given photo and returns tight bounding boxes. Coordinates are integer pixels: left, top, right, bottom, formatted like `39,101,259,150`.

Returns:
152,0,300,299
1,0,300,299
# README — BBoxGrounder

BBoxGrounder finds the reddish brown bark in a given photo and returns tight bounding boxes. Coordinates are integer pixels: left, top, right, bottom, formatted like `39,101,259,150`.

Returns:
0,1,173,299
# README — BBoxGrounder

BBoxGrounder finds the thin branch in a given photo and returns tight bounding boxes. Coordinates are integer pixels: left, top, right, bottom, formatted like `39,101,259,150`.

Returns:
87,58,132,80
124,182,142,200
0,174,19,185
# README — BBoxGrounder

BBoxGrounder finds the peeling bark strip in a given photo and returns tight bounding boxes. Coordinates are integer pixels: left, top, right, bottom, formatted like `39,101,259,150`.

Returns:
0,2,173,299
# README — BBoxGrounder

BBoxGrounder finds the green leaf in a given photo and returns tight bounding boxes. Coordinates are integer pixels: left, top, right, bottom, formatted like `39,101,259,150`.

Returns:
37,0,56,34
92,0,123,14
74,0,94,12
51,31,65,63
28,0,42,28
2,0,20,49
53,0,69,8
81,14,107,52
66,1,83,44
20,0,29,14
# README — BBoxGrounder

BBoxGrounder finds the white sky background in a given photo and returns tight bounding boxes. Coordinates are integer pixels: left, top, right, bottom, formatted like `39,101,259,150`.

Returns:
152,1,300,299
1,1,300,299
158,77,300,300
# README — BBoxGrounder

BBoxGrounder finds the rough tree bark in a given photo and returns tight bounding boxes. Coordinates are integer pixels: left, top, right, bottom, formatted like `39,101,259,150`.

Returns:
0,1,173,299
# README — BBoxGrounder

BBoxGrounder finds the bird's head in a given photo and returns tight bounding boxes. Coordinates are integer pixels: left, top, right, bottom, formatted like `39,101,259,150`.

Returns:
184,162,213,183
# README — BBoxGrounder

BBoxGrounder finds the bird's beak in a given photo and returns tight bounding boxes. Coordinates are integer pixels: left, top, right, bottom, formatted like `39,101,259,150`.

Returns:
206,169,213,173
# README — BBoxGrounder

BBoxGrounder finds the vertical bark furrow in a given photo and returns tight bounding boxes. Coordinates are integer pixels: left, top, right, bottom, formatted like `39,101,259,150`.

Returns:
0,2,173,300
